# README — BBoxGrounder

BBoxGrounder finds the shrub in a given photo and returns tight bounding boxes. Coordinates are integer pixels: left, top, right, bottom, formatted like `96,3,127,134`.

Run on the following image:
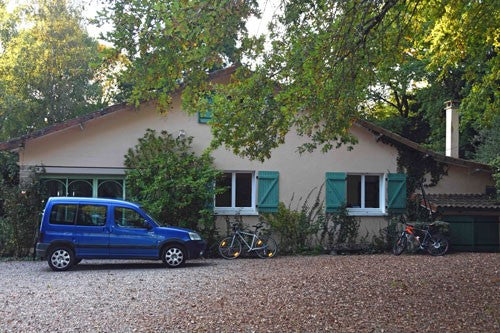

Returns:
124,129,221,242
319,204,360,251
261,188,323,254
0,167,45,258
261,186,362,254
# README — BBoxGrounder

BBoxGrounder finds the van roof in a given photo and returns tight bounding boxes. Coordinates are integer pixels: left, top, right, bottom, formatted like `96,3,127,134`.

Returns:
47,197,141,208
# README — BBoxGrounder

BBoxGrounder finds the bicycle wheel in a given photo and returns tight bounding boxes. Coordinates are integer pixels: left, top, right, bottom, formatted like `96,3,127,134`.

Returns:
426,233,449,256
256,236,278,258
392,234,407,255
218,236,242,259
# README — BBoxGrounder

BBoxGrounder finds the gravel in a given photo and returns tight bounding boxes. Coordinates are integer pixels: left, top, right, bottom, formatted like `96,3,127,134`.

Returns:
0,253,499,332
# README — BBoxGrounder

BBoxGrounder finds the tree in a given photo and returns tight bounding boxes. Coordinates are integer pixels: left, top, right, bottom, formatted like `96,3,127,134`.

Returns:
475,115,500,197
101,0,498,163
98,0,259,108
0,0,106,140
124,129,221,240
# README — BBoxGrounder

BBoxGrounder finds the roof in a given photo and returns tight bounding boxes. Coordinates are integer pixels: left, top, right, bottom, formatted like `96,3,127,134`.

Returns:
0,65,492,173
0,65,237,151
355,119,492,172
420,194,500,212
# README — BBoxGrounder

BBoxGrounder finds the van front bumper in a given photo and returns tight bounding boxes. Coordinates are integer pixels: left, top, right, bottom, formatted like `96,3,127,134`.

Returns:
186,240,206,259
36,243,49,259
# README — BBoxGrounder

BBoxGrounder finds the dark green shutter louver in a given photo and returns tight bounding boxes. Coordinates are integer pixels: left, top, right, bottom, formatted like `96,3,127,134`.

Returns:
325,172,346,213
258,171,279,213
198,95,213,124
387,173,406,214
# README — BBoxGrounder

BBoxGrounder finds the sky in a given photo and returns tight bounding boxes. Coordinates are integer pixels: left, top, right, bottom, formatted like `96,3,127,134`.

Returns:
6,0,280,41
13,0,280,43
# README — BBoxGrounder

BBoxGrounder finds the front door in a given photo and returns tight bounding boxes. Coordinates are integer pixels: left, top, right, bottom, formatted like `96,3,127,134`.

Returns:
109,206,159,258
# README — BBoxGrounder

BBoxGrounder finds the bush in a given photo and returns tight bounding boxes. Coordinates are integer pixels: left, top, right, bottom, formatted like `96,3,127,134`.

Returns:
261,186,362,254
261,188,323,254
0,169,44,258
124,129,221,242
318,205,360,251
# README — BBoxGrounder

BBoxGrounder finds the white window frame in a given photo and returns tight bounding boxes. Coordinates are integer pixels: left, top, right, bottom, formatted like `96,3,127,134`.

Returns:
347,173,386,216
214,171,257,215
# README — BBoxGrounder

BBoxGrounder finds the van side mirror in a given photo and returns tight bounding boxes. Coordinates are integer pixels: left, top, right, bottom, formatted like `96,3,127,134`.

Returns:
144,220,153,230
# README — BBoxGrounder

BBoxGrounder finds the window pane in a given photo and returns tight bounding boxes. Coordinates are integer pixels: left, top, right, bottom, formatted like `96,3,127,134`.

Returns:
365,176,380,208
76,205,107,226
43,179,66,197
68,180,93,197
98,180,123,199
50,204,77,225
235,173,252,207
215,173,232,207
114,207,147,228
347,175,361,208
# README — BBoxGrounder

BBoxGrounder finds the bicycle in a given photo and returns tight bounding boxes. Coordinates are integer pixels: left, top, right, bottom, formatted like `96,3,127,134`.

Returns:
218,222,278,259
392,222,449,256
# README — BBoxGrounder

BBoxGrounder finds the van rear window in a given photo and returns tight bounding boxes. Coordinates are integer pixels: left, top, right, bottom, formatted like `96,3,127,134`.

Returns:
76,205,107,226
49,204,77,225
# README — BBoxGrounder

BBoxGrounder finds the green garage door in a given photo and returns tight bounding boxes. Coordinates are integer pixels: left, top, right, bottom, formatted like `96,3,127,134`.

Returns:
444,215,499,251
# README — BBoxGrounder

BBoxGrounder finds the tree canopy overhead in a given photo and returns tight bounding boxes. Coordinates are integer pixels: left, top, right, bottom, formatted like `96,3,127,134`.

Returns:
100,0,498,162
0,0,106,141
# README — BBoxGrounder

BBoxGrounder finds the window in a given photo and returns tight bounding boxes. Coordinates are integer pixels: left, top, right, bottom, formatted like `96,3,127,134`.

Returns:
215,172,256,214
76,205,107,226
114,207,149,229
98,180,123,199
50,204,77,225
327,172,405,216
68,179,93,197
42,177,125,200
346,174,384,214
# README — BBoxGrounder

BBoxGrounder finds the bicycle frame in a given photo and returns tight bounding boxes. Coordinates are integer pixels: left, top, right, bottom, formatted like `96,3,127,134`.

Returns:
229,229,266,252
403,224,432,248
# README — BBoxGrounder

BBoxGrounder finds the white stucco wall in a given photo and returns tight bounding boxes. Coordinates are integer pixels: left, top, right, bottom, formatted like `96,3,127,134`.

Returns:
18,91,495,240
20,93,403,203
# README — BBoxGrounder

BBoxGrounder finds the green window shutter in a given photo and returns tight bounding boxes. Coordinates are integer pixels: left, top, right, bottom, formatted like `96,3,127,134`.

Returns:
325,172,346,213
387,173,407,214
198,95,213,124
258,171,279,213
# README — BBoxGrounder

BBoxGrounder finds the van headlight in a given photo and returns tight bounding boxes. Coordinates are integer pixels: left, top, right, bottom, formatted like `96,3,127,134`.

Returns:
189,232,202,241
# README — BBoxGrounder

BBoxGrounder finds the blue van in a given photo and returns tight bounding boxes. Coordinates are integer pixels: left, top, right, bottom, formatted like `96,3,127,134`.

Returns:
36,197,206,271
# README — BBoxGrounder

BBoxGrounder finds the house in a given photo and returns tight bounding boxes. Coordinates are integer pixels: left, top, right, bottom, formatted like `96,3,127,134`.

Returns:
0,67,498,250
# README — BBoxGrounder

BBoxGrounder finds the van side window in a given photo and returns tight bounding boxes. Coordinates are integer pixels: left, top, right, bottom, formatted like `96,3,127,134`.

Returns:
49,204,77,225
114,207,148,229
76,205,107,226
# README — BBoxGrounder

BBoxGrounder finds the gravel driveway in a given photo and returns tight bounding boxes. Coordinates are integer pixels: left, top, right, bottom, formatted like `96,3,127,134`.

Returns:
0,253,499,332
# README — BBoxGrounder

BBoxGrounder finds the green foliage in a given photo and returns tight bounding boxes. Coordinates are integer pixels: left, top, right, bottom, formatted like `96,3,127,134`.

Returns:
0,0,106,140
318,205,360,251
99,1,497,162
262,186,361,254
97,0,258,110
0,168,44,258
475,114,500,197
371,218,400,253
262,202,318,255
261,187,325,254
124,129,221,240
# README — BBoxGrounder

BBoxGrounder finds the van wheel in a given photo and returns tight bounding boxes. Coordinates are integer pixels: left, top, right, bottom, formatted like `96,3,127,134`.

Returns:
48,246,74,271
162,245,186,268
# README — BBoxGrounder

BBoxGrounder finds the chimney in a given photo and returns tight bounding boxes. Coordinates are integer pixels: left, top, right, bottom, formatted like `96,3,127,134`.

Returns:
445,100,459,158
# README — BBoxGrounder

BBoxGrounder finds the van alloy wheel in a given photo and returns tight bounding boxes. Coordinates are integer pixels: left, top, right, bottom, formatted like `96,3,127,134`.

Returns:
48,247,74,271
163,246,186,268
